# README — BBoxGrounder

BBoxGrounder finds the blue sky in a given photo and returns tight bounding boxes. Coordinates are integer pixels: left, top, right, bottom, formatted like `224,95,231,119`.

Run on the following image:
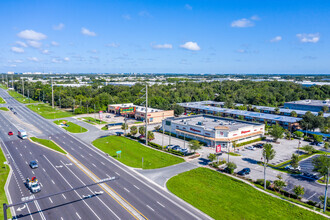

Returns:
0,0,329,74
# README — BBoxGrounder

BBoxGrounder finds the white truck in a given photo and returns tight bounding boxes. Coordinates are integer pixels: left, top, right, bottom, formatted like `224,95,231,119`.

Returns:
25,177,41,193
18,129,28,139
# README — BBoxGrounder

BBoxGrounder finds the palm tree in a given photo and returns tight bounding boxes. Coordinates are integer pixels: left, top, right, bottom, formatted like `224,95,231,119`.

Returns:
262,143,276,189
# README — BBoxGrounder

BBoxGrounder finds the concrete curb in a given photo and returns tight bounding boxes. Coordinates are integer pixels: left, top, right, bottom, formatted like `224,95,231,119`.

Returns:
28,137,68,156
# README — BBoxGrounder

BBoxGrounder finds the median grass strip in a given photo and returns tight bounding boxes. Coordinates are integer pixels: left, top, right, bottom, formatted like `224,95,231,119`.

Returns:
0,96,5,104
82,117,106,125
167,167,326,220
27,104,73,119
0,107,9,111
7,90,38,104
92,136,184,169
0,83,7,89
53,120,87,133
30,137,66,154
0,144,11,219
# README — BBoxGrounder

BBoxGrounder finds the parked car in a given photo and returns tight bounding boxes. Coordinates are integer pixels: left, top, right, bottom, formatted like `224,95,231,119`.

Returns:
179,148,188,155
246,146,255,151
106,115,111,118
237,168,251,176
165,145,174,149
255,143,264,148
8,131,13,136
29,161,38,169
285,165,301,171
172,145,181,151
316,142,324,147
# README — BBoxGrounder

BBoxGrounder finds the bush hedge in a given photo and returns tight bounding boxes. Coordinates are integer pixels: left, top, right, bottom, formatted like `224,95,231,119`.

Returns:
236,137,265,147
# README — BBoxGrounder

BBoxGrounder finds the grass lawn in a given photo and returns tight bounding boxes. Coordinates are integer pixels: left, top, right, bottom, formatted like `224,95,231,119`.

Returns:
82,117,106,125
27,104,74,119
0,145,11,219
7,90,38,104
167,168,326,220
0,83,7,89
0,96,5,104
228,152,241,156
53,120,87,133
0,107,9,111
101,126,108,130
92,136,184,169
30,137,66,154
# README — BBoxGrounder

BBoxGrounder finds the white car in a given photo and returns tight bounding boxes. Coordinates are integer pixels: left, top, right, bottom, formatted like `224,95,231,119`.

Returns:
246,146,255,151
285,165,301,171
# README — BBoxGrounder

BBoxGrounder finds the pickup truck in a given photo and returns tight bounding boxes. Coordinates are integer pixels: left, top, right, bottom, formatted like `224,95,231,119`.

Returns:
25,177,41,193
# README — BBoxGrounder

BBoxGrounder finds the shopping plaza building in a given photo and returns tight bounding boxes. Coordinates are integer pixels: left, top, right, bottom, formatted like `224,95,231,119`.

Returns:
163,115,265,151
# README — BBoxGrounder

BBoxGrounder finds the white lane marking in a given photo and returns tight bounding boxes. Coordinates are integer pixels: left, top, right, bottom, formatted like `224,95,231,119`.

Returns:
92,163,96,167
81,155,85,158
76,212,81,219
51,180,55,184
70,141,73,143
79,146,82,149
24,145,27,148
20,153,22,157
29,152,32,155
124,187,130,193
25,161,28,165
42,168,46,172
115,172,120,176
101,162,105,165
133,185,140,190
71,147,74,150
34,200,46,220
89,153,93,157
49,198,53,203
36,159,38,162
62,194,66,199
157,201,165,208
25,203,34,220
146,205,154,212
60,217,63,220
32,171,35,175
307,192,317,200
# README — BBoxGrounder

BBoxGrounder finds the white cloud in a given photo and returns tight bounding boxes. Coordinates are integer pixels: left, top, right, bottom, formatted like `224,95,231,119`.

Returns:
51,58,62,63
236,49,246,53
53,23,64,30
250,15,260,21
296,33,320,43
122,14,131,20
81,27,96,36
138,11,152,17
106,43,120,48
41,49,50,54
64,57,70,61
27,40,42,48
8,59,23,63
89,49,98,53
11,47,24,53
231,18,254,28
51,41,59,46
27,57,39,62
90,56,100,60
270,36,282,42
17,30,47,41
152,44,173,49
185,4,192,10
16,41,27,47
180,41,200,51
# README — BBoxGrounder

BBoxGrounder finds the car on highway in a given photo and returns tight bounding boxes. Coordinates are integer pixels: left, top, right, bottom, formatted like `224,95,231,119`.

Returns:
246,146,256,151
29,161,38,169
237,168,251,175
8,131,13,136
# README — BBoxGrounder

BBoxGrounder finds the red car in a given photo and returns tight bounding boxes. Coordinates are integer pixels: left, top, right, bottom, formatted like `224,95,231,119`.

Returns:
8,131,13,136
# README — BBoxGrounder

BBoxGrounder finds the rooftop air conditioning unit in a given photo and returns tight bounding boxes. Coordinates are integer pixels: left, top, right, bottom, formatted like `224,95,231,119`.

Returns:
197,121,203,125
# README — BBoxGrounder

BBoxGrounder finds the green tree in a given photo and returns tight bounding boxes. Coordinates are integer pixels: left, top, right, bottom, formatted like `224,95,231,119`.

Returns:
290,111,297,117
139,126,145,136
148,131,154,140
302,145,315,155
312,155,330,212
293,131,304,139
262,143,276,189
293,185,305,199
226,162,237,174
269,124,284,142
290,154,299,170
273,175,286,192
130,126,137,136
313,134,323,143
188,140,202,153
154,125,161,131
274,107,280,114
121,123,128,135
319,196,330,209
322,105,329,113
208,153,217,163
319,111,324,117
171,104,184,116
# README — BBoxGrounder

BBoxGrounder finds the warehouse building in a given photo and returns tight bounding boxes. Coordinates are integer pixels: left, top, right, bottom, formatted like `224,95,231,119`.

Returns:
284,100,330,113
163,115,265,151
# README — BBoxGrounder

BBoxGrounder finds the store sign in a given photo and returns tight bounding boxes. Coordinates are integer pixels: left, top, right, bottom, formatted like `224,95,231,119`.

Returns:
120,107,136,114
241,130,250,134
216,144,221,153
205,133,211,136
190,128,201,133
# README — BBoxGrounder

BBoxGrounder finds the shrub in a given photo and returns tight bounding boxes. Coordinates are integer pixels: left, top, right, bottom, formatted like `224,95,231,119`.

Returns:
236,137,263,147
226,162,237,174
255,179,271,188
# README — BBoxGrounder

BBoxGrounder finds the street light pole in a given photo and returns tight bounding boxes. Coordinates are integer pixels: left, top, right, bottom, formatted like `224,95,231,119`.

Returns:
145,84,148,147
51,78,54,109
324,167,329,213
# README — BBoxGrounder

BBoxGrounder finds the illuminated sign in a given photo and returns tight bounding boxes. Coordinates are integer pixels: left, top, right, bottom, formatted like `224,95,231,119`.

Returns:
120,107,136,114
190,128,201,133
241,130,250,134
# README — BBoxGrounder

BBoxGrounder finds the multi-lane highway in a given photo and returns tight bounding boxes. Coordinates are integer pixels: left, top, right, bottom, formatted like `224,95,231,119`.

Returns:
0,88,210,220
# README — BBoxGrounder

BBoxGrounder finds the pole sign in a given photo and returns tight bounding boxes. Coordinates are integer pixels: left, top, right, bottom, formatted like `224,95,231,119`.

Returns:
216,144,221,153
116,150,122,154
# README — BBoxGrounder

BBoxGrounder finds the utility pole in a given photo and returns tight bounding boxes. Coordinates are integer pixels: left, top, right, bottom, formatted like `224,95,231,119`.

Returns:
27,90,30,103
22,78,24,96
324,168,329,213
6,75,8,87
59,93,61,109
73,99,76,114
11,75,13,88
145,84,148,147
162,112,164,150
51,78,54,108
94,104,96,121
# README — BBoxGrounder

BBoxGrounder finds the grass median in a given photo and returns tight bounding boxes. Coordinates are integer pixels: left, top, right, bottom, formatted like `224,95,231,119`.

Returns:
27,104,73,119
81,117,107,125
167,167,326,220
53,120,87,133
30,137,66,154
0,96,5,104
0,145,11,219
7,90,38,104
0,107,9,111
92,136,184,169
0,83,7,89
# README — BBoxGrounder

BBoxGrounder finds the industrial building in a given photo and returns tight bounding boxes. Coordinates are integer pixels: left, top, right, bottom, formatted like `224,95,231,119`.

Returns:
108,103,174,123
163,115,265,151
284,100,330,113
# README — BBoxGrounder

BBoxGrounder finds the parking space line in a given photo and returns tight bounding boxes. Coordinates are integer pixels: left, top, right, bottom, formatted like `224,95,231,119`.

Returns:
307,193,317,200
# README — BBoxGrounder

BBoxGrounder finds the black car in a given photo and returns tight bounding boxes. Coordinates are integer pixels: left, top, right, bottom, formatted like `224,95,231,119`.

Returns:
255,143,264,148
237,168,251,175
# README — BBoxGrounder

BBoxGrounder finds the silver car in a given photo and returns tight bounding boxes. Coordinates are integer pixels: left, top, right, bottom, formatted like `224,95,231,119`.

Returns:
29,161,38,169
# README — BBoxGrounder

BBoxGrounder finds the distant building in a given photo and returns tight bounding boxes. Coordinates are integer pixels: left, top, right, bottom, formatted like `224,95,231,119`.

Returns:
284,100,330,113
163,115,265,150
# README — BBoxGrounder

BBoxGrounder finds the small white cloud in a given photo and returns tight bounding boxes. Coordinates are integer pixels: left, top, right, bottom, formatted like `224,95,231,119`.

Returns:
185,4,192,10
90,56,100,60
180,41,200,51
64,57,70,61
152,44,173,49
51,41,59,46
17,30,47,41
27,40,42,48
250,15,260,21
11,47,24,53
53,23,64,30
296,33,320,43
270,36,282,42
8,64,17,67
81,27,96,36
138,11,152,17
89,49,98,53
41,49,50,54
13,59,23,63
16,41,27,47
106,43,120,48
231,18,254,28
51,58,62,63
236,49,246,53
122,14,131,20
27,57,39,62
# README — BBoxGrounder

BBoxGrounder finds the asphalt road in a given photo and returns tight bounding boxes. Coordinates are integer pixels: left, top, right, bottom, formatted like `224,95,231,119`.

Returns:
0,89,210,220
